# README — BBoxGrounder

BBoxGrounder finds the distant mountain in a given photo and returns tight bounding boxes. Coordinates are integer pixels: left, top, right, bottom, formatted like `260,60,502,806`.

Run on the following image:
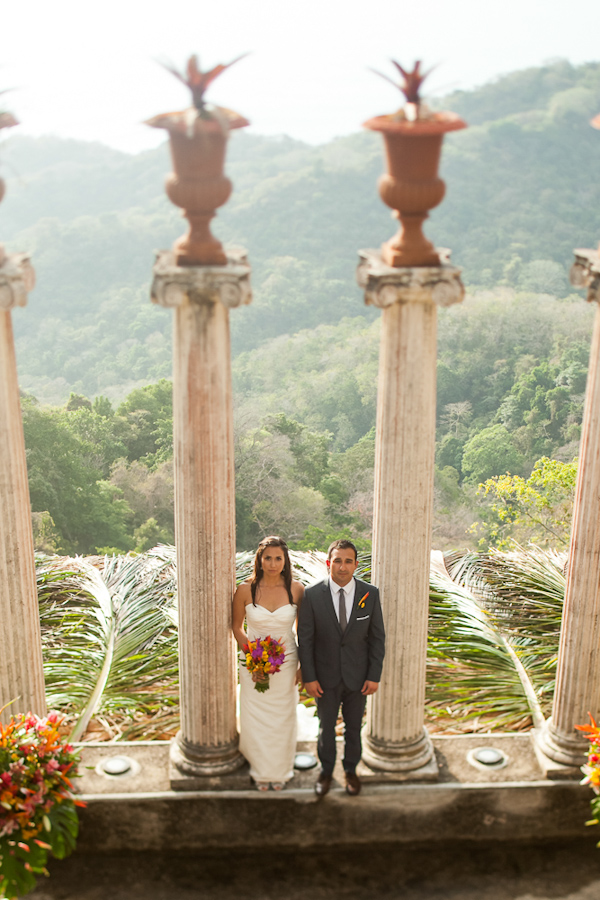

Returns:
1,58,599,403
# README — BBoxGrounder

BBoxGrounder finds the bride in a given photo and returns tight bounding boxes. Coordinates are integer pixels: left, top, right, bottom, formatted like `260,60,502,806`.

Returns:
232,535,304,790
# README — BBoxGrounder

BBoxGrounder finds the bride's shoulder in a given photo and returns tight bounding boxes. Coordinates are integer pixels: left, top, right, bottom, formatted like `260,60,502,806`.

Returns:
234,581,252,603
291,580,305,604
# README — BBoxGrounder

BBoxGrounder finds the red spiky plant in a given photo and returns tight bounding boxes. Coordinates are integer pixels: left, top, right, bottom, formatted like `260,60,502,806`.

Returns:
160,53,248,115
370,59,435,116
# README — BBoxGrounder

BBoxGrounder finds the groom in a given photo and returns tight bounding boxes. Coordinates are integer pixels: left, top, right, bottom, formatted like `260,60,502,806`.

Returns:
298,539,385,797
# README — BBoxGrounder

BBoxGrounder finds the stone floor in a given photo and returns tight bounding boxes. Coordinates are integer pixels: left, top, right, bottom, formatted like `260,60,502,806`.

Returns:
28,840,600,900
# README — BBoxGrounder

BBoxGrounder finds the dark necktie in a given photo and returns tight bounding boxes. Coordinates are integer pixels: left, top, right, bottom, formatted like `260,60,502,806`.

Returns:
339,588,347,632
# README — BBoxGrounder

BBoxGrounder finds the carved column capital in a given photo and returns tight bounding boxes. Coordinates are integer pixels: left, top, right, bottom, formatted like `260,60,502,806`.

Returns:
357,249,465,310
571,247,600,303
0,246,35,310
151,247,252,310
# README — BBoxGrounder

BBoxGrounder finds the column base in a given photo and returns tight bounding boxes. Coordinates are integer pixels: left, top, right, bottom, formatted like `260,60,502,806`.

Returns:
362,727,438,778
170,731,245,789
534,719,587,775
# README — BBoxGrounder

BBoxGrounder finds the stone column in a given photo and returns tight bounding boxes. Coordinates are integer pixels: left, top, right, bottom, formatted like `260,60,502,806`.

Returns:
0,245,46,723
151,247,251,783
356,249,464,776
537,246,600,768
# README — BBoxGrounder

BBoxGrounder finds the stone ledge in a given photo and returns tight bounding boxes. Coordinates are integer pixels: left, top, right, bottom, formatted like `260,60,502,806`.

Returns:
71,734,592,852
75,780,591,852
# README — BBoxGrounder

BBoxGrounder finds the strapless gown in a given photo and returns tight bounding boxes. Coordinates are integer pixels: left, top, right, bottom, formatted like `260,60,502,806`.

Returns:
239,603,298,784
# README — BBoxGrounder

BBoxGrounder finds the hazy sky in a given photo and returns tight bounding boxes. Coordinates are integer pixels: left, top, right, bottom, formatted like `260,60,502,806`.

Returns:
2,0,598,154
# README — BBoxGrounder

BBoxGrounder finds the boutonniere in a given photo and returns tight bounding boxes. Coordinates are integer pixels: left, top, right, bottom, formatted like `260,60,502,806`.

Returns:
358,592,369,608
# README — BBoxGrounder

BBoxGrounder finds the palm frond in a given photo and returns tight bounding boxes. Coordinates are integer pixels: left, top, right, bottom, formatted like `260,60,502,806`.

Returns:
447,545,565,718
427,564,542,729
37,550,178,742
289,550,327,586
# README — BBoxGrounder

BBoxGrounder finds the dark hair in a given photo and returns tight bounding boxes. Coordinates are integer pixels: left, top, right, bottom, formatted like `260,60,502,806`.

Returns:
250,536,294,606
327,539,358,562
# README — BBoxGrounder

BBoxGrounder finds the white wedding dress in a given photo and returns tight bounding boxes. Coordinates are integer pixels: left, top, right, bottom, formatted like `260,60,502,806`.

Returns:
239,602,298,784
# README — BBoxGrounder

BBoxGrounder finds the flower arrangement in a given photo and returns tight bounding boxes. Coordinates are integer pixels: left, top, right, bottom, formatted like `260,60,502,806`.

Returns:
576,714,600,843
242,636,286,693
0,710,85,898
358,592,369,609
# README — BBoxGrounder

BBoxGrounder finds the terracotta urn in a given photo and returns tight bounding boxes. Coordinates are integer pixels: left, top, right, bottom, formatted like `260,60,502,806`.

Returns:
364,110,466,267
147,54,249,266
147,107,248,266
0,110,19,209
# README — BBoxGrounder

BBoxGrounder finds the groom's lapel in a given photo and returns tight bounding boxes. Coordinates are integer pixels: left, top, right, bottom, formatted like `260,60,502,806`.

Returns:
346,579,369,634
321,580,342,634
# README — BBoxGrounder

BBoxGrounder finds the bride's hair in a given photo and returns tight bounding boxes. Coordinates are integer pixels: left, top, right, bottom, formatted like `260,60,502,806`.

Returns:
251,535,294,606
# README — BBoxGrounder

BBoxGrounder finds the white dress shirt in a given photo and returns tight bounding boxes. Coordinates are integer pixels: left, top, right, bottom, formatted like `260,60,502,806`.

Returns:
329,576,356,624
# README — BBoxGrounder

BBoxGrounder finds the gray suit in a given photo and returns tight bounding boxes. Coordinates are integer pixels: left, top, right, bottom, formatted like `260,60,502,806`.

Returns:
298,577,385,774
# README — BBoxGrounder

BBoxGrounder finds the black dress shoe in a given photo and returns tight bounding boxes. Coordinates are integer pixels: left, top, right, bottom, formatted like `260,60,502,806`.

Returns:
345,771,361,796
315,772,332,797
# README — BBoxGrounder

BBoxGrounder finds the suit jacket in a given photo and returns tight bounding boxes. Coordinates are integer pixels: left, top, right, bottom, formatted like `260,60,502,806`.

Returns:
297,577,385,692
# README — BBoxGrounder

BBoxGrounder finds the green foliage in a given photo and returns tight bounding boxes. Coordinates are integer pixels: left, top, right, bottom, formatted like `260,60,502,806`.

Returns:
473,457,577,548
267,413,331,490
116,379,173,467
22,397,133,554
461,424,525,484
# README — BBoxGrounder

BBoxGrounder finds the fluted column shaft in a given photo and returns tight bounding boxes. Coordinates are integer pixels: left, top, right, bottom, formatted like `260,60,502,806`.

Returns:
357,250,464,773
151,248,251,778
0,249,45,723
538,249,600,766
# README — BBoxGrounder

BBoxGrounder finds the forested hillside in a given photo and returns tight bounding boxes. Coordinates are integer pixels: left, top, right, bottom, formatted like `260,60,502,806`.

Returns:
1,59,600,403
3,60,600,552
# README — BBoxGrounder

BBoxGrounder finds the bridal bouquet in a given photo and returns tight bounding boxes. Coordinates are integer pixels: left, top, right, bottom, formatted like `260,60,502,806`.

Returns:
242,636,286,693
0,710,85,898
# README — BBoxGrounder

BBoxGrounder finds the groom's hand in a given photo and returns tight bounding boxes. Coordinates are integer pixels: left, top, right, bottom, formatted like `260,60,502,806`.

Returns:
361,680,379,695
304,680,323,698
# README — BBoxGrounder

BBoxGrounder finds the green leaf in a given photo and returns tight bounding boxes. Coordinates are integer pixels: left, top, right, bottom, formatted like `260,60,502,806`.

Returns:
0,836,47,898
46,801,79,860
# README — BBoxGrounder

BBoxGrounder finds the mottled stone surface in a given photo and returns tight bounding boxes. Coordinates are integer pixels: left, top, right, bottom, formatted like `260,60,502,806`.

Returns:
28,841,600,900
28,735,597,900
151,250,250,778
538,257,600,766
0,250,45,722
357,251,464,775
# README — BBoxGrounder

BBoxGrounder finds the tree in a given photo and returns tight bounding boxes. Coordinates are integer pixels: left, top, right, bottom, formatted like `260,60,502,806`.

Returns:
473,456,577,549
461,424,524,484
22,398,133,554
109,459,174,539
267,413,332,490
440,401,472,438
116,379,173,466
